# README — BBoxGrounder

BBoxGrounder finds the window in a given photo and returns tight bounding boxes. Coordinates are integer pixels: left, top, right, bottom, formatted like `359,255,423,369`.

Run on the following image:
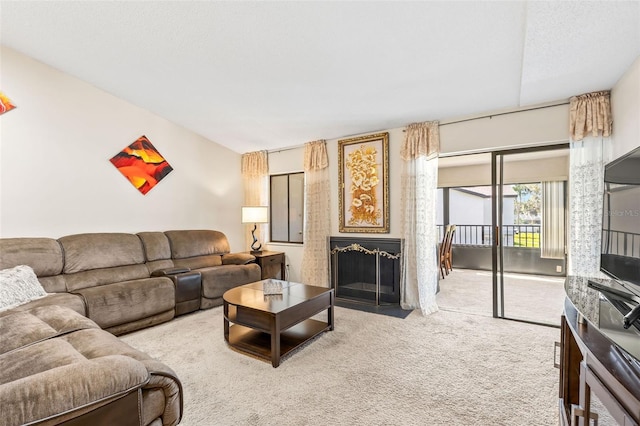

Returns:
270,172,304,243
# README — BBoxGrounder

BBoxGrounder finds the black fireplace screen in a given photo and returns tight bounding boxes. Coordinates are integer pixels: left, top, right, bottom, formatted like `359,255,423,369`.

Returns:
330,237,401,305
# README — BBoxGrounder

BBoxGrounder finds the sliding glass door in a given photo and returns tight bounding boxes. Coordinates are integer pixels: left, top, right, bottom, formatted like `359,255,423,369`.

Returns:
491,145,568,326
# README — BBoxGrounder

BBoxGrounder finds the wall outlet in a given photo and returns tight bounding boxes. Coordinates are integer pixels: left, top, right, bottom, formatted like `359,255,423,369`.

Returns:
556,265,562,273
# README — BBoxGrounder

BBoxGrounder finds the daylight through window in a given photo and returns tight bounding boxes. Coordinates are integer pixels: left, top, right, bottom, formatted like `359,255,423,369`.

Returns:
270,172,304,243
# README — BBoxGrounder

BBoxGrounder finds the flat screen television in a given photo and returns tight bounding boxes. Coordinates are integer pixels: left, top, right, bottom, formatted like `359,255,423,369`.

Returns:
601,145,640,297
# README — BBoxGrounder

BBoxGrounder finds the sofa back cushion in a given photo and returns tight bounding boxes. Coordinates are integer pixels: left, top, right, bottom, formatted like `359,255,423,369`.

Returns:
58,233,148,291
0,238,66,293
60,233,145,273
137,232,174,274
137,232,171,262
165,230,230,258
165,230,228,270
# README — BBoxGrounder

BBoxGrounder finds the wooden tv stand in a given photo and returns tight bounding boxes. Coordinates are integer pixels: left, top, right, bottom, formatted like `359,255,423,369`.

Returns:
560,277,640,425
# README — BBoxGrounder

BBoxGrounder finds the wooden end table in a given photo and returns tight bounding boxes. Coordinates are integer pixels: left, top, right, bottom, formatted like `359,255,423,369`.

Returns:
249,251,286,280
223,280,334,367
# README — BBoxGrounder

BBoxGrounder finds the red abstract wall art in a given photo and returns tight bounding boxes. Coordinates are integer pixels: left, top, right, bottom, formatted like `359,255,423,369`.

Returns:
110,135,173,195
0,91,16,115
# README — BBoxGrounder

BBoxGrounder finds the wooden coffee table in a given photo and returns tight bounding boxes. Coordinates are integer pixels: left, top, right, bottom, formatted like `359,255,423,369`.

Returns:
223,280,334,367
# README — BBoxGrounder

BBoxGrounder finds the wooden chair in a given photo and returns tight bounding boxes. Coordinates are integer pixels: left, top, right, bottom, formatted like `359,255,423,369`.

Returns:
439,225,456,278
439,225,452,279
443,225,456,274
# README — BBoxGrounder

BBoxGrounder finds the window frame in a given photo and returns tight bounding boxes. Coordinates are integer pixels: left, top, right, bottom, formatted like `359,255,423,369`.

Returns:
269,171,304,244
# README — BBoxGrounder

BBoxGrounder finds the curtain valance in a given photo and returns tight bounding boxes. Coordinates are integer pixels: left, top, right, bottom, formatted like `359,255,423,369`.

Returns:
241,151,268,177
304,140,328,171
401,121,440,160
569,90,612,141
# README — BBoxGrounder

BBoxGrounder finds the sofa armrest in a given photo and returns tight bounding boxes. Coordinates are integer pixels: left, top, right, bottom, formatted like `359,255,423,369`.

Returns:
141,359,183,426
151,267,191,277
222,253,256,265
0,355,148,426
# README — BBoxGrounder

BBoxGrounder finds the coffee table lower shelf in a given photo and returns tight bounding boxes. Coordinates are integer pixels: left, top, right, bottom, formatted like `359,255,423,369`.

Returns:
226,319,330,364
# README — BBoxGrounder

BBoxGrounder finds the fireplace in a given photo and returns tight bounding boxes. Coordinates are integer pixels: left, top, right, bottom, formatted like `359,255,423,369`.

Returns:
330,237,401,305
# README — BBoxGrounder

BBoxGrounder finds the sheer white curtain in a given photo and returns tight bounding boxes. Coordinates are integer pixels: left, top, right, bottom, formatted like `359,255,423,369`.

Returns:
568,138,611,276
541,181,565,259
241,151,269,251
568,91,612,277
400,121,440,314
301,140,331,287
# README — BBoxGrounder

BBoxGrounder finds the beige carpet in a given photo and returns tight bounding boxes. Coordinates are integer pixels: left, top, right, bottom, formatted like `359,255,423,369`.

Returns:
437,268,566,326
121,306,561,425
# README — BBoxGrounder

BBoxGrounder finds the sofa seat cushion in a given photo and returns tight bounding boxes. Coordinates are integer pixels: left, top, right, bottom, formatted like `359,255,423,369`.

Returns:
0,305,98,355
75,278,175,329
200,264,261,299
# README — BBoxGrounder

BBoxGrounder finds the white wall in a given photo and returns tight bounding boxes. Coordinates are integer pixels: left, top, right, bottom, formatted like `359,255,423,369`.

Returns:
611,56,640,161
0,47,245,251
450,191,486,225
448,191,514,227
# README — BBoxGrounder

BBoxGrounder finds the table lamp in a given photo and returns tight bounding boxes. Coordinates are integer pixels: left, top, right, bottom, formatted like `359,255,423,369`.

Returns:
242,206,269,254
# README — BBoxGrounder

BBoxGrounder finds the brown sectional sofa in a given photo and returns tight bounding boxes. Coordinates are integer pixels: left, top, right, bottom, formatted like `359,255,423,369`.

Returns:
0,229,262,426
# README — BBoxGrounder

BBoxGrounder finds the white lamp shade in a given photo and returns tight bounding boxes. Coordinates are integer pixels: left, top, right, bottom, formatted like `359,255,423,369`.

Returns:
242,206,269,224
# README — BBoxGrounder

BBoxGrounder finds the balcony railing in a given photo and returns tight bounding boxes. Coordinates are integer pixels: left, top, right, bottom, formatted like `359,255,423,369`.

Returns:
437,224,541,248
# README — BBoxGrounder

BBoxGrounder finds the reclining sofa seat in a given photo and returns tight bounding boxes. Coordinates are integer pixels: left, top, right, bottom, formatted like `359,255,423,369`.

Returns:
0,305,182,426
58,233,175,336
163,230,261,309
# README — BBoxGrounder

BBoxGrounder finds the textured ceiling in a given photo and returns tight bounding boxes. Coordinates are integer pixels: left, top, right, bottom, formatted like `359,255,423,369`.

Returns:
1,1,639,154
